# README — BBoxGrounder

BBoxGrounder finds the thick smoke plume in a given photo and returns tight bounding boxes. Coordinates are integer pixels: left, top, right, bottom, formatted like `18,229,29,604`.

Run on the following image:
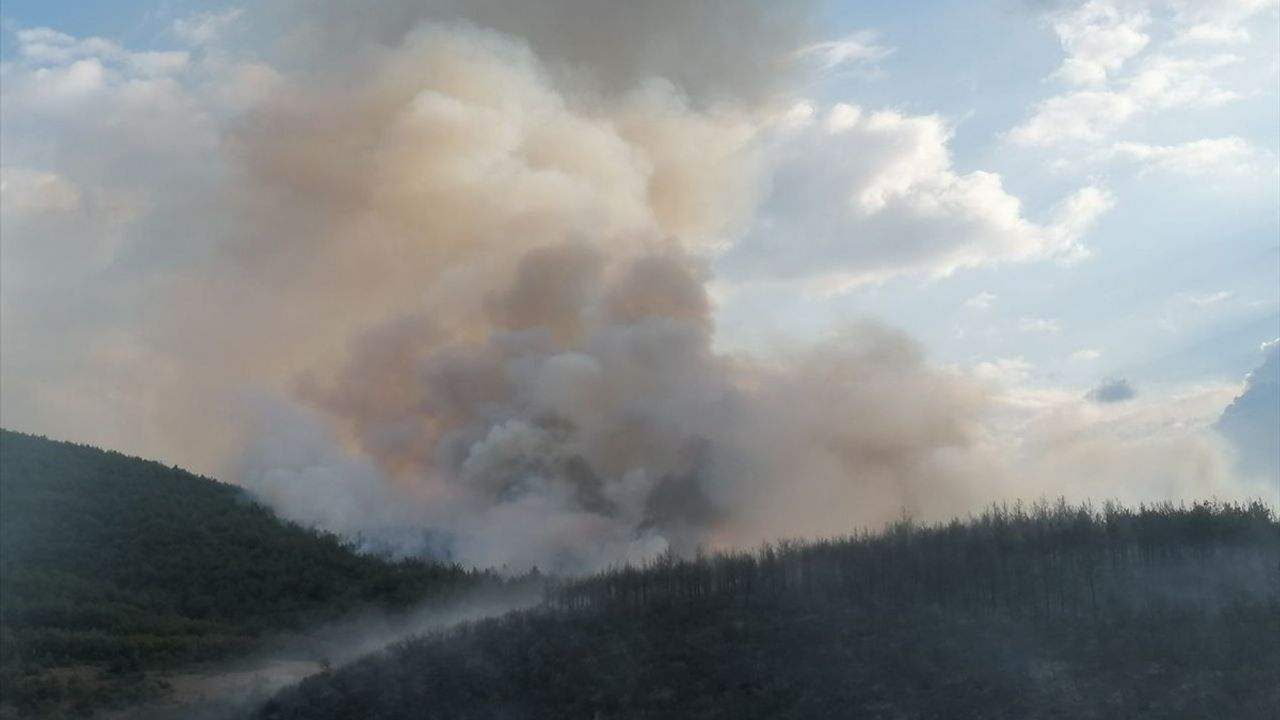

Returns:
1,2,1261,573
214,11,996,570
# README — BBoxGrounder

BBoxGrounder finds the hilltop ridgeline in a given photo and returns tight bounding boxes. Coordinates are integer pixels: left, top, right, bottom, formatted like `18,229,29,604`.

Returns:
259,499,1280,720
0,429,513,718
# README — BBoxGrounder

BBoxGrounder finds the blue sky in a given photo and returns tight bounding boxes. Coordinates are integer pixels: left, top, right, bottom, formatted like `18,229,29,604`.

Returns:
1,0,185,47
1,0,1277,521
708,0,1280,396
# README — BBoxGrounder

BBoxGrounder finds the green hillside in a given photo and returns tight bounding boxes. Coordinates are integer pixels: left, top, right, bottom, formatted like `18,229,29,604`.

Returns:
0,429,490,718
258,501,1280,720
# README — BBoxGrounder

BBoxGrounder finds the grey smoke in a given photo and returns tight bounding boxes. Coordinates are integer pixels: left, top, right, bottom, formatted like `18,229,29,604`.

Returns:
1217,341,1280,488
259,0,819,103
0,0,1261,576
1087,377,1137,404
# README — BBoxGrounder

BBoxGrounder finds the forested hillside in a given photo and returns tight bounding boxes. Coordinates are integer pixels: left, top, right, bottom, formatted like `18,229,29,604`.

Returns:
258,501,1280,720
4,428,1277,719
0,430,498,718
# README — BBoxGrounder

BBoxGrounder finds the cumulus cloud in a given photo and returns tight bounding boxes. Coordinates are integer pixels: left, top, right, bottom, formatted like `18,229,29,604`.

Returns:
1010,0,1274,152
1070,348,1103,362
1099,137,1275,177
1009,90,1140,146
1168,0,1280,45
974,356,1034,386
1051,0,1150,85
12,27,190,75
724,104,1112,289
1011,53,1244,147
173,8,245,46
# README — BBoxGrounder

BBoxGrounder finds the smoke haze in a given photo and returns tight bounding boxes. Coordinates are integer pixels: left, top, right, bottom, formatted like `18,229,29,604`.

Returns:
1,1,1270,573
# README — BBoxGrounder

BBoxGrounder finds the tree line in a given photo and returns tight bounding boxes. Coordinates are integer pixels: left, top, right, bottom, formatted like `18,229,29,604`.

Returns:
256,499,1280,720
0,429,523,718
546,499,1278,618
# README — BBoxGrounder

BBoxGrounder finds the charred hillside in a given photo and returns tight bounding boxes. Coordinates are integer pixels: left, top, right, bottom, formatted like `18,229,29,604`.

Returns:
0,430,503,718
258,501,1280,720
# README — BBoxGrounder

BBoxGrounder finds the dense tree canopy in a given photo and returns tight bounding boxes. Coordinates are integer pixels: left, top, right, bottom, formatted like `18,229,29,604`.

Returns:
0,430,499,717
259,500,1280,720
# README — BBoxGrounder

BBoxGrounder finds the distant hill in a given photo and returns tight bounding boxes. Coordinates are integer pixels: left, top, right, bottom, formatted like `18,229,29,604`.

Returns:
257,501,1280,720
0,429,494,718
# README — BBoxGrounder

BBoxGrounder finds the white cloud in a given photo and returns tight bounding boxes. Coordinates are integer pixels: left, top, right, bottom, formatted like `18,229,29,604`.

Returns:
1010,53,1244,147
726,104,1113,289
15,27,189,77
1046,184,1115,253
1125,52,1243,109
173,8,244,46
1010,1,1273,151
1009,90,1139,145
1052,0,1150,85
1100,137,1274,176
1018,317,1062,335
797,30,893,70
974,356,1033,386
965,291,997,310
1070,348,1103,362
1168,0,1280,45
1179,290,1235,306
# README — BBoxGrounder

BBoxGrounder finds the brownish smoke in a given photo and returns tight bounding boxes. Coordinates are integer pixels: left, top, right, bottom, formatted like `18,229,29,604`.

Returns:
2,2,1255,573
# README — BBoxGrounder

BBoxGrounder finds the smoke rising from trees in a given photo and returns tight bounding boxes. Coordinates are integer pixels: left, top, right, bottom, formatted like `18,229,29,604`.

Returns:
0,2,1265,572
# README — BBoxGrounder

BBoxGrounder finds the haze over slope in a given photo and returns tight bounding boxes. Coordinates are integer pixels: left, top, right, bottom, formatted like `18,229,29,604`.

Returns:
256,500,1280,720
0,429,500,717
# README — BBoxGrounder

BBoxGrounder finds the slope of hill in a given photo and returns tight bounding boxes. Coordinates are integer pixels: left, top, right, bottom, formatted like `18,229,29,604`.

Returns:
5,428,1277,719
0,429,497,718
257,501,1280,720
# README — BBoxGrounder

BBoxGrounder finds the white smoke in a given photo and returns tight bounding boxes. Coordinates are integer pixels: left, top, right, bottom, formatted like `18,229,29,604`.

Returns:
0,2,1262,573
